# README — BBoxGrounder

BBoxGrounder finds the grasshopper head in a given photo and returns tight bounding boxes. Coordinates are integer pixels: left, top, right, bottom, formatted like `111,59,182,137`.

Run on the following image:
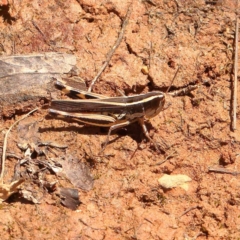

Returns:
144,92,165,119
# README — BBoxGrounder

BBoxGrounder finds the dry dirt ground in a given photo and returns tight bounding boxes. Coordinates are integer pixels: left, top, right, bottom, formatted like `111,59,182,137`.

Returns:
0,0,240,239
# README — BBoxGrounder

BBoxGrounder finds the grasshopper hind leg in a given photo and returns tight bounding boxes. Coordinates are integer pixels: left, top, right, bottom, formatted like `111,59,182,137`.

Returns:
100,121,132,153
100,118,161,153
138,118,160,152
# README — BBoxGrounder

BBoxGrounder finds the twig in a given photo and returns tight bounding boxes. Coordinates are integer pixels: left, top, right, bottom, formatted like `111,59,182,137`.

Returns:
144,218,154,225
151,152,178,166
78,218,106,231
0,108,39,184
178,206,198,219
166,66,180,93
32,20,45,38
208,167,240,176
232,8,239,130
38,141,68,149
88,4,132,92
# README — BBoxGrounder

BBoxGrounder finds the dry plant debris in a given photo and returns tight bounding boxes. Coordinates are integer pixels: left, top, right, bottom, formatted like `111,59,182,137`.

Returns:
0,108,38,203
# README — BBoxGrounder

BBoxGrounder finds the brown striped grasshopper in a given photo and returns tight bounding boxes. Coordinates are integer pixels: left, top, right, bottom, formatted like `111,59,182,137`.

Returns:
49,78,197,152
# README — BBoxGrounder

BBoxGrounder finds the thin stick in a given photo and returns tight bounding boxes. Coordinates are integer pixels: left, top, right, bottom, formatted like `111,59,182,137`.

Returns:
88,4,132,92
32,20,45,38
150,152,178,166
166,66,180,93
208,167,240,176
232,11,239,130
178,206,198,219
0,108,39,184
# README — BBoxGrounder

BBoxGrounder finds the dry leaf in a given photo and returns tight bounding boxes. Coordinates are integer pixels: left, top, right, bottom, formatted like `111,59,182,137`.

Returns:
59,187,81,210
61,156,94,191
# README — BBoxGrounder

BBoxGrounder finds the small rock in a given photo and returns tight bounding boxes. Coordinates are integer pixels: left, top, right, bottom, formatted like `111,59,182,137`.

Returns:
141,66,149,75
158,174,192,191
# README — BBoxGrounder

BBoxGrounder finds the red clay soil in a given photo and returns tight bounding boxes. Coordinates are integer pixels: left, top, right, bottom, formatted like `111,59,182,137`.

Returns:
0,0,240,239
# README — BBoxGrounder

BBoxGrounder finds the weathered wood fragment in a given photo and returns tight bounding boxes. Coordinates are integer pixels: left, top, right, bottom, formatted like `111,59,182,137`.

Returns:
0,52,78,117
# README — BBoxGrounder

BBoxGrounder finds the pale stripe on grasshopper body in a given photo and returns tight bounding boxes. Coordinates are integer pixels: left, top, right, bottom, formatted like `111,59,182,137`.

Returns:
55,77,107,100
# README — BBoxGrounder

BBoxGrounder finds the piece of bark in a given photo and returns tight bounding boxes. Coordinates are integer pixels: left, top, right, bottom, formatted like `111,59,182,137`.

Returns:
0,52,78,117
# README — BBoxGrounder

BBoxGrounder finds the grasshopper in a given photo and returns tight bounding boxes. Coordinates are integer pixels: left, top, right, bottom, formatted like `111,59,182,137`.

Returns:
49,77,165,151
